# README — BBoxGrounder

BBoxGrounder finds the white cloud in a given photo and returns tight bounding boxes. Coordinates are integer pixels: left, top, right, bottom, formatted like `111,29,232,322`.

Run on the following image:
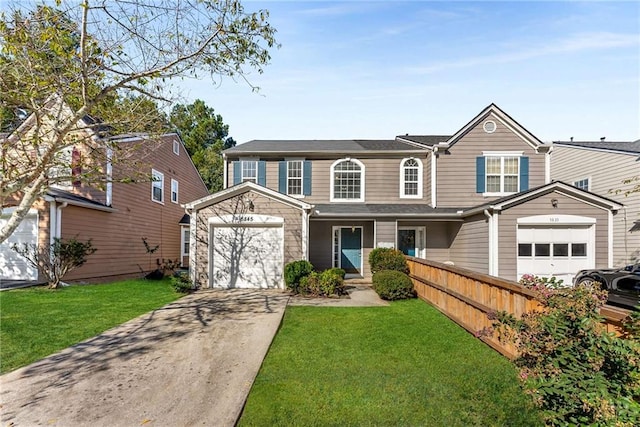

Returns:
406,32,640,74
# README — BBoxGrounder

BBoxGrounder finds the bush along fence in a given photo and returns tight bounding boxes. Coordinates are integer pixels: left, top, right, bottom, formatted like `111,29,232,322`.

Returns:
406,256,632,359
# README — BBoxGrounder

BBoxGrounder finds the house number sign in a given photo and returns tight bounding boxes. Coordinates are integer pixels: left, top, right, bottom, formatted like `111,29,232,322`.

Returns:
233,215,255,223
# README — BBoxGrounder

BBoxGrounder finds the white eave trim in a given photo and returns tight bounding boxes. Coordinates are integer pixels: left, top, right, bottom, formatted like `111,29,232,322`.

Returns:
185,181,312,212
44,194,116,212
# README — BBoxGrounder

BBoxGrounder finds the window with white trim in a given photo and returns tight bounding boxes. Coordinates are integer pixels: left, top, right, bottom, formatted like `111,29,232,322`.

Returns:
173,140,180,155
181,227,190,257
241,160,258,183
331,159,364,202
287,160,303,196
400,158,422,198
171,179,179,203
573,178,590,191
151,169,164,203
486,156,519,194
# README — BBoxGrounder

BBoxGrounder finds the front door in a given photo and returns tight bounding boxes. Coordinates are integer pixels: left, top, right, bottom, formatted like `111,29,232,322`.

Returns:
340,227,362,274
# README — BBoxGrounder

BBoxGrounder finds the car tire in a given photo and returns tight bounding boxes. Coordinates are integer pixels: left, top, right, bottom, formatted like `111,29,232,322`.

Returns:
577,277,601,290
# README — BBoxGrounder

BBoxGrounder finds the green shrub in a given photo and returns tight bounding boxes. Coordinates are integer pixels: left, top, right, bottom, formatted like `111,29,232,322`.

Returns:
171,272,193,293
298,269,346,297
324,267,346,279
369,247,408,274
487,280,640,426
319,269,346,296
284,260,314,293
372,270,415,300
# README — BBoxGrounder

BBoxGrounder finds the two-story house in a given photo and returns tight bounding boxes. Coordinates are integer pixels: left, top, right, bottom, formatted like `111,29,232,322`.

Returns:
185,104,622,289
1,101,209,283
551,139,640,266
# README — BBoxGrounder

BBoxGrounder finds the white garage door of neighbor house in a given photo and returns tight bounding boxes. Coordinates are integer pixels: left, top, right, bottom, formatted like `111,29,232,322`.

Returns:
517,216,595,285
210,221,284,289
0,210,39,281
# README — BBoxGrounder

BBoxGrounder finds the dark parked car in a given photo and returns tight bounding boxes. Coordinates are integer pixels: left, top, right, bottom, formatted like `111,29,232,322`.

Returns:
573,262,640,310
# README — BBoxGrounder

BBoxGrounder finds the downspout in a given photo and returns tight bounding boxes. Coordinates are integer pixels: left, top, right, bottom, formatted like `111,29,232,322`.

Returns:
56,202,68,240
608,209,615,268
431,148,437,207
545,145,553,184
484,209,493,276
106,147,113,206
49,200,57,247
188,207,197,287
223,153,228,189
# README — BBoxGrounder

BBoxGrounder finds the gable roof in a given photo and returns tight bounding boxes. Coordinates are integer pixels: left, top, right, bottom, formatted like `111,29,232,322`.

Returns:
444,103,547,151
184,181,312,212
465,181,623,215
552,140,640,156
223,139,426,156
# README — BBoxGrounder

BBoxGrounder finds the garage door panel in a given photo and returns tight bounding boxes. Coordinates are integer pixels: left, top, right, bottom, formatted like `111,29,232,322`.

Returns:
517,224,594,284
211,226,283,289
0,213,38,280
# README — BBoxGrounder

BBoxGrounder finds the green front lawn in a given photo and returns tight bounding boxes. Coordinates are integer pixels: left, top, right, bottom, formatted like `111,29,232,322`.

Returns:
0,279,182,374
239,299,542,426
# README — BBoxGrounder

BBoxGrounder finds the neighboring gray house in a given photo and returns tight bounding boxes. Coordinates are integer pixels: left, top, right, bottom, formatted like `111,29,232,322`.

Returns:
551,139,640,266
185,104,622,289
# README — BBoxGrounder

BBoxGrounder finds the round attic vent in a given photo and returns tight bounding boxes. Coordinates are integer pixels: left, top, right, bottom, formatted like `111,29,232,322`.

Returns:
483,120,496,133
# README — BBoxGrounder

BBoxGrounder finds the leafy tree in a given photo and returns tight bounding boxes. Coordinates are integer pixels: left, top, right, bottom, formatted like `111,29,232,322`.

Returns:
12,237,97,289
0,0,277,244
169,99,236,192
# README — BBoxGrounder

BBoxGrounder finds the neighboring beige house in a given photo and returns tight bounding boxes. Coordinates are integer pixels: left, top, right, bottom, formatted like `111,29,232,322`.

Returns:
186,104,622,289
551,139,640,266
1,102,209,283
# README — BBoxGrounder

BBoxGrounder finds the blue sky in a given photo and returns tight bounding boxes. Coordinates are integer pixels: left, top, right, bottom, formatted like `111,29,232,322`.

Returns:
181,1,639,144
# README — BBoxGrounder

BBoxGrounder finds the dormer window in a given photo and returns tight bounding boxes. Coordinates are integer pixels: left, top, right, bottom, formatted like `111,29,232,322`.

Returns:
400,158,423,198
331,158,365,202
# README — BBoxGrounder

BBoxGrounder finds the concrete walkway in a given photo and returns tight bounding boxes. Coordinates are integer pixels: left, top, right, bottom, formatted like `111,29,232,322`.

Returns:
0,289,289,427
288,284,388,307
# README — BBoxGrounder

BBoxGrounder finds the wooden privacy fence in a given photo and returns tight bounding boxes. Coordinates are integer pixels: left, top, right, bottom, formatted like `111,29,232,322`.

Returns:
406,257,632,359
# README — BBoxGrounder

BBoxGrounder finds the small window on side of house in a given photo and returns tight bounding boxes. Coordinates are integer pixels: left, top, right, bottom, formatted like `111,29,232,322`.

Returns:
171,179,179,204
173,140,180,155
151,169,164,203
573,178,590,191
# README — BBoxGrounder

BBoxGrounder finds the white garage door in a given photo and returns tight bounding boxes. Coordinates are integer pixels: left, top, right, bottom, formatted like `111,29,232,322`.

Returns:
517,223,594,285
0,210,39,281
210,220,284,289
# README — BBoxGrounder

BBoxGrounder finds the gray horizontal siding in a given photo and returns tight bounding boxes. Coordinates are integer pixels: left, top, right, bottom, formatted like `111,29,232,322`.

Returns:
448,214,489,274
551,146,639,265
437,114,546,208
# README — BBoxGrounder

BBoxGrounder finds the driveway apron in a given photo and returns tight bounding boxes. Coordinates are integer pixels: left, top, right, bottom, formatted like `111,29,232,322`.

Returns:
0,289,289,427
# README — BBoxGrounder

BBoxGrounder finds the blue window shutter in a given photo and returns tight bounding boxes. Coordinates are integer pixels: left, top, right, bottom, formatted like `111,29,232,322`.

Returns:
476,157,485,193
520,157,529,191
278,161,287,193
232,161,241,185
258,161,266,186
303,161,312,196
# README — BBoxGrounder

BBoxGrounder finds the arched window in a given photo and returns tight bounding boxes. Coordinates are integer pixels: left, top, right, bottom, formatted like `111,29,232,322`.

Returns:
331,158,365,202
400,158,422,198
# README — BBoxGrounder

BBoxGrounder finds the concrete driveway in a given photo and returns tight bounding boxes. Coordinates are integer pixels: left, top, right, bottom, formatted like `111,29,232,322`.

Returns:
0,289,289,427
